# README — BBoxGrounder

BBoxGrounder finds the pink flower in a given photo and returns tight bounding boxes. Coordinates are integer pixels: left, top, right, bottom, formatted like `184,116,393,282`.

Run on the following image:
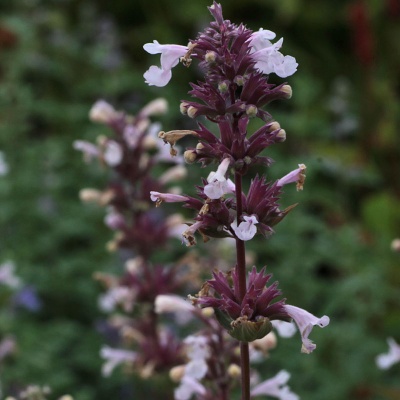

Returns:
150,191,188,206
143,40,188,87
251,370,299,400
284,305,330,354
100,346,137,377
231,215,259,241
89,100,120,124
277,164,306,191
376,337,400,369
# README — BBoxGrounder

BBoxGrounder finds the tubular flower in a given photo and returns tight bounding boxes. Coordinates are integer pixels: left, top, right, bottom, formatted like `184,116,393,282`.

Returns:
284,305,330,354
251,370,299,400
143,40,189,87
192,267,290,342
150,191,189,207
277,164,306,191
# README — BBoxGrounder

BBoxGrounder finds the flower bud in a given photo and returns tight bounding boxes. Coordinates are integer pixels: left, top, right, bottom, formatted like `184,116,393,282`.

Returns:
252,331,277,354
244,156,252,165
140,98,168,117
58,396,74,400
205,51,217,63
246,105,258,118
187,106,198,119
268,121,281,132
201,307,215,318
169,365,185,382
89,100,119,124
280,84,292,99
218,80,229,93
196,142,205,151
184,149,197,164
391,238,400,252
234,75,245,86
180,102,189,115
227,364,241,378
79,188,102,203
276,129,286,142
160,165,187,184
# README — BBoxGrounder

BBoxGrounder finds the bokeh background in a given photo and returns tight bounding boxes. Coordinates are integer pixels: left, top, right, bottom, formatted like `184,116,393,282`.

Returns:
0,0,400,399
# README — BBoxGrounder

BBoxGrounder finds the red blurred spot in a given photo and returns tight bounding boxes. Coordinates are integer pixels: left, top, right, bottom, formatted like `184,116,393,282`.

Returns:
348,0,374,67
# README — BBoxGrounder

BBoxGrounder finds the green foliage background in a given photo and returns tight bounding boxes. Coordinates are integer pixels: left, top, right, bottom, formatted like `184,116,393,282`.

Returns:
0,0,399,399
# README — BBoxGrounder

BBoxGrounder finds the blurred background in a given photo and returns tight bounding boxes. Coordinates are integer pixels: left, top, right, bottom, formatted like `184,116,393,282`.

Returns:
0,0,399,399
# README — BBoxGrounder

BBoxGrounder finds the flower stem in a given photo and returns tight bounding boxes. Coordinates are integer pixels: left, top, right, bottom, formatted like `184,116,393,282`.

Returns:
234,172,250,400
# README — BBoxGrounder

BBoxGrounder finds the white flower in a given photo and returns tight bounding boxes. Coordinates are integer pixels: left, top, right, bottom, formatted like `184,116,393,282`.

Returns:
0,261,21,289
250,31,298,78
271,320,297,338
231,215,259,241
155,294,195,325
284,304,330,354
251,370,299,400
143,40,188,87
103,140,123,167
376,337,400,370
155,294,195,314
0,151,9,176
98,286,135,313
100,346,137,377
203,158,235,199
175,376,206,400
73,140,99,163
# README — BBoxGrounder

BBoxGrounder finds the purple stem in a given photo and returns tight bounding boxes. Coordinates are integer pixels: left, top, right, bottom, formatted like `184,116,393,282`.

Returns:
234,172,250,400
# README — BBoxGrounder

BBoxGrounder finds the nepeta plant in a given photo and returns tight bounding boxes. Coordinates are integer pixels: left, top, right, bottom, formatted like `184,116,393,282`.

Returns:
144,3,330,399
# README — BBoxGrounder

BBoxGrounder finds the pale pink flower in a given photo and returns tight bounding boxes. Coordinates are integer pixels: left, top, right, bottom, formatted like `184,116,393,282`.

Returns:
104,207,125,230
376,337,400,369
175,376,206,400
100,346,137,377
103,140,123,167
143,40,188,87
277,164,306,191
231,215,259,241
73,140,99,163
284,304,330,354
139,97,168,117
251,370,299,400
150,191,188,205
